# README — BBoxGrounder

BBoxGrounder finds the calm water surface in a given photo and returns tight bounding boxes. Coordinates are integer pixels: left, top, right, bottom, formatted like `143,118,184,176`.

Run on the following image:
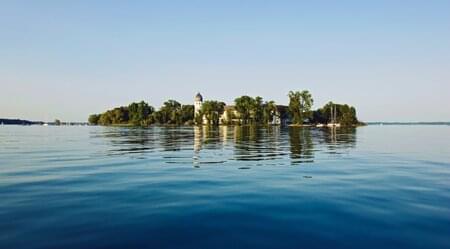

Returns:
1,125,449,249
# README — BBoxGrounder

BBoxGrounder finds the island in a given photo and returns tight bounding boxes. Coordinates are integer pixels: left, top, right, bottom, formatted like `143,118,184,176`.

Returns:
88,90,363,127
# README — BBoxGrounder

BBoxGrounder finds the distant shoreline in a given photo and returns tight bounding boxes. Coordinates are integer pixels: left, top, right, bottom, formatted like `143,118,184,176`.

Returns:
0,118,88,126
367,122,450,125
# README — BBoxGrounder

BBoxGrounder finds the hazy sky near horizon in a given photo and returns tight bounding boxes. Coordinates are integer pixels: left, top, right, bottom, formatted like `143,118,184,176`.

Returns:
1,0,449,122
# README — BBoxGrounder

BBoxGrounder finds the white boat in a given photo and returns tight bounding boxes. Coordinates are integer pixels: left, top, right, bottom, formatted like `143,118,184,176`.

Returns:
327,123,341,127
316,124,325,127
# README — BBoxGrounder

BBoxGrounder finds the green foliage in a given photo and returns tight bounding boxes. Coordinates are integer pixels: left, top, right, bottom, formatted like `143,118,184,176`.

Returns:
253,96,264,123
151,111,164,124
234,96,266,124
88,114,100,125
90,100,194,126
234,96,255,124
89,101,154,126
262,100,277,124
151,100,184,125
181,105,195,124
233,96,278,125
312,102,359,126
128,101,154,124
201,100,225,125
288,90,313,124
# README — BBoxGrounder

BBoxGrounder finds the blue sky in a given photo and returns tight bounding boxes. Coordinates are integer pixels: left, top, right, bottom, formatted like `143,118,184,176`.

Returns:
1,0,449,122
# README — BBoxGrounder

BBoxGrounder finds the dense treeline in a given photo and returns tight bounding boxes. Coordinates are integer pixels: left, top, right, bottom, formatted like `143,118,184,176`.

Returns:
311,102,359,126
233,96,279,125
89,100,194,126
88,91,361,126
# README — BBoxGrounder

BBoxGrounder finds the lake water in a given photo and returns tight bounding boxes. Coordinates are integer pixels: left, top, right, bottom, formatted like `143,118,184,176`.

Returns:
1,125,449,249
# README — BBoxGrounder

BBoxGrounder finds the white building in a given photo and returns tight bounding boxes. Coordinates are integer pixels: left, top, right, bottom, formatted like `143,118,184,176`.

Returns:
194,92,203,115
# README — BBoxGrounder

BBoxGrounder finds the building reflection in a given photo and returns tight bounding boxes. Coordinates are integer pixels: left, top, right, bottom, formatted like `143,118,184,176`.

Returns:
194,126,202,153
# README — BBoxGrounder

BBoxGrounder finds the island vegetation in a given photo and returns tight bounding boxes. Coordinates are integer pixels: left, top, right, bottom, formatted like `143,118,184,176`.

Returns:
88,90,362,127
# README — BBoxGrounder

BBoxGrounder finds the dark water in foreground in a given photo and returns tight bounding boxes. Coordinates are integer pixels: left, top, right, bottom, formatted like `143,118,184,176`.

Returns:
1,125,449,249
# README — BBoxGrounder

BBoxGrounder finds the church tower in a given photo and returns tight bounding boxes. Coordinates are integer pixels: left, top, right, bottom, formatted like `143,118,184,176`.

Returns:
194,92,203,116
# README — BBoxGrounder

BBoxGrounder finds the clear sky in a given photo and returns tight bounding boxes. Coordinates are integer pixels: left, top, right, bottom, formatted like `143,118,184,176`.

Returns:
1,0,449,122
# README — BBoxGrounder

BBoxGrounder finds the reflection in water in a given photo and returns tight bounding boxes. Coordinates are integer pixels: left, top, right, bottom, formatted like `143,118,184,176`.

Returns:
320,127,357,153
289,127,314,164
91,128,156,157
94,126,358,166
233,126,287,162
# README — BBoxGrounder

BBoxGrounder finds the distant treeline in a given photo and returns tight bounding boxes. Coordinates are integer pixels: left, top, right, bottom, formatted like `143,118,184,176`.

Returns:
0,118,44,125
0,118,88,126
88,90,361,126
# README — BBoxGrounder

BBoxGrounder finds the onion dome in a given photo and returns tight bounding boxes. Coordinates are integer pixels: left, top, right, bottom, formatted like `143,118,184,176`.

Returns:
195,92,203,102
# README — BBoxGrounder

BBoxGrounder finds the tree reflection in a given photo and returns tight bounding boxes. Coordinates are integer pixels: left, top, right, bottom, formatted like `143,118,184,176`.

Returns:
92,127,156,156
92,125,358,164
233,126,285,161
288,127,314,164
159,127,194,151
319,127,357,151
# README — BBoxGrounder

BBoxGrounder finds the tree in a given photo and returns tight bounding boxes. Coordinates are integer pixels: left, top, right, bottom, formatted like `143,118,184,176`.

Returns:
98,113,112,125
201,100,225,125
288,91,301,124
88,114,100,125
253,96,264,123
312,102,359,126
288,90,313,125
234,96,256,125
128,101,154,125
263,100,277,124
181,105,194,124
158,100,182,124
90,101,155,126
54,119,61,126
111,107,129,124
151,111,164,124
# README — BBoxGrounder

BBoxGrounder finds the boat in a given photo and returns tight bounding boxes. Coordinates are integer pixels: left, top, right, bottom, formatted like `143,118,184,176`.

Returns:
327,123,341,127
